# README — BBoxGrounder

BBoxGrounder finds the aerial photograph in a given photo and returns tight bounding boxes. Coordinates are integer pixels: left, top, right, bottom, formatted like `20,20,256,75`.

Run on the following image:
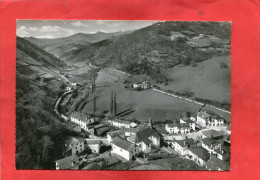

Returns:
16,20,231,170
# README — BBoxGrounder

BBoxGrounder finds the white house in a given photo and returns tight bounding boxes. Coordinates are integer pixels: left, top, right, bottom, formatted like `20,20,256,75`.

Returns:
169,138,196,156
107,119,137,129
111,136,139,161
55,155,80,170
187,147,210,166
201,138,222,155
70,111,95,131
127,127,160,154
180,117,196,131
165,122,190,134
63,137,86,157
132,81,151,90
197,111,224,127
85,139,102,154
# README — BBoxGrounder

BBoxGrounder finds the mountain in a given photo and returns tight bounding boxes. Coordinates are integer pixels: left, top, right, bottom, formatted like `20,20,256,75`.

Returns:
67,21,231,71
25,31,133,60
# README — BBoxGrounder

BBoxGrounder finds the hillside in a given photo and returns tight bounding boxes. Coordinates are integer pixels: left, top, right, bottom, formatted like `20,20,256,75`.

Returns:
25,31,132,61
16,37,69,83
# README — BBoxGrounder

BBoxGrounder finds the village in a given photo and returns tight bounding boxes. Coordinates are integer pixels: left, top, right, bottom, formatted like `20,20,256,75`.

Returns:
54,79,231,171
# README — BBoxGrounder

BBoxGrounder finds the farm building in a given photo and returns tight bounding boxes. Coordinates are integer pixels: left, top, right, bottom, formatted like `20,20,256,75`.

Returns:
63,137,86,157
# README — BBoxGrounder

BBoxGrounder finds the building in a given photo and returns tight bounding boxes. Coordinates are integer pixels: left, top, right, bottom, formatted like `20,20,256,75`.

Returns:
180,117,196,131
63,137,86,157
85,139,102,154
205,156,230,171
63,122,81,133
127,127,161,154
197,111,225,127
107,130,125,143
132,81,151,90
170,31,186,41
70,111,95,131
201,129,224,140
187,147,210,166
165,122,190,134
201,138,222,154
169,138,196,156
55,155,80,170
121,128,139,137
111,136,139,161
107,119,137,129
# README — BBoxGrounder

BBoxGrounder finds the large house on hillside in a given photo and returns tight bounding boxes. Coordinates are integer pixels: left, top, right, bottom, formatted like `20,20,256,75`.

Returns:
70,111,95,131
197,111,225,127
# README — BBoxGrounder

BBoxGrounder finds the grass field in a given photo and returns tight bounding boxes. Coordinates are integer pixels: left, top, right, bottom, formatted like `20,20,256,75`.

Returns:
161,55,231,103
81,67,231,123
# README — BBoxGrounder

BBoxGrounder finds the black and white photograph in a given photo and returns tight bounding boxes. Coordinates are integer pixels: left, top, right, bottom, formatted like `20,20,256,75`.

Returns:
16,20,231,170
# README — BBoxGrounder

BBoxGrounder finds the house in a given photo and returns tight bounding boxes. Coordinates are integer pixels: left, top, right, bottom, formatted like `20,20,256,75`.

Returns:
165,122,190,134
107,119,137,129
55,155,80,170
180,117,196,131
132,81,151,90
187,147,210,166
107,130,125,143
201,129,224,140
169,138,196,156
121,128,139,137
66,86,72,91
63,137,86,157
205,156,230,171
201,138,222,155
127,127,161,154
170,31,186,41
197,111,225,127
111,136,139,161
85,139,102,154
70,111,95,131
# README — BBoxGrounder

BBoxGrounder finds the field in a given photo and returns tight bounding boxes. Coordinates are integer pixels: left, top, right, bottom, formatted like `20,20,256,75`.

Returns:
161,55,231,103
80,66,231,123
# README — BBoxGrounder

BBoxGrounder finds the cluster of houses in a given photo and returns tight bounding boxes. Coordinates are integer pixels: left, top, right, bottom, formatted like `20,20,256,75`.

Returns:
55,107,230,171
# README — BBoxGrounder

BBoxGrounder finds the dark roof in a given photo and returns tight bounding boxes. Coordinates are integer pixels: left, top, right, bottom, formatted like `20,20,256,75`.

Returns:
95,126,112,136
189,147,210,161
130,128,160,143
86,139,101,145
121,128,139,133
55,155,79,170
107,130,124,138
142,137,152,145
205,156,230,171
82,163,101,170
201,129,223,138
176,123,190,129
112,136,135,151
175,138,196,147
201,138,221,147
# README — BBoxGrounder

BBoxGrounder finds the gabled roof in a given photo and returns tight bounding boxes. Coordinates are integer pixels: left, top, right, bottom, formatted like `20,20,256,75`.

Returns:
205,156,230,171
175,138,196,147
107,130,124,137
55,155,79,170
121,128,139,133
201,138,221,147
201,129,223,138
197,111,222,120
176,123,190,129
112,136,135,152
86,139,101,145
130,128,160,143
189,147,210,161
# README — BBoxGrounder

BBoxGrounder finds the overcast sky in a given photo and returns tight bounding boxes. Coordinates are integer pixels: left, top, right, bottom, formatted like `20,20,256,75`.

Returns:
16,20,158,39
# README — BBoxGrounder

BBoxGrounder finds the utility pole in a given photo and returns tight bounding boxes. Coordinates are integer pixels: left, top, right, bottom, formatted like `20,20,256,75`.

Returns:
93,95,96,117
110,91,114,116
113,91,117,117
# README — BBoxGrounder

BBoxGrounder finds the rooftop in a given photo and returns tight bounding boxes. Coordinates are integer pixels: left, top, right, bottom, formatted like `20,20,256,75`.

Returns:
189,147,210,161
197,111,222,120
71,111,93,122
201,138,222,147
55,155,79,170
85,139,102,145
129,128,160,143
201,129,223,138
175,138,196,147
112,136,135,152
205,156,230,171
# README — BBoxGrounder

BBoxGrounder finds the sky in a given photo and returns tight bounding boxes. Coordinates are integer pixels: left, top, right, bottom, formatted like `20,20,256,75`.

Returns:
16,20,158,39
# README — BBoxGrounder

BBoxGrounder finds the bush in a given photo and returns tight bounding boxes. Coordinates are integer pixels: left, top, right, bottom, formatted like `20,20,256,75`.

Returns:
219,62,228,68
